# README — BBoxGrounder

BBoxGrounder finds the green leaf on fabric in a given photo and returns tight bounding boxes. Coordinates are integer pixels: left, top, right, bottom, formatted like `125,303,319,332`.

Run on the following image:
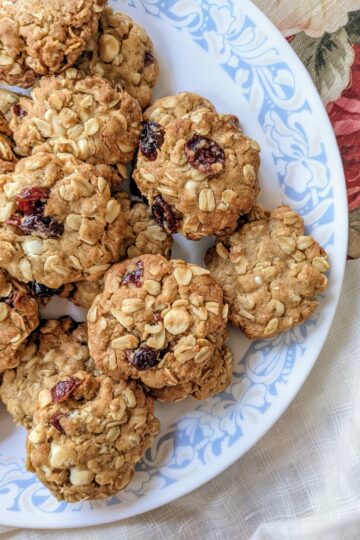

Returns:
291,28,354,104
345,10,360,44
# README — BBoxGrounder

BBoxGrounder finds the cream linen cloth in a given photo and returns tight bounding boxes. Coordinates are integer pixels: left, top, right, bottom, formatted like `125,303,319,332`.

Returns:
0,259,358,539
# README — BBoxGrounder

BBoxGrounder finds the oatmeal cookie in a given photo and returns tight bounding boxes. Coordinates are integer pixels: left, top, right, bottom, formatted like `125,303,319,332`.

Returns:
152,345,233,402
87,254,229,390
0,0,106,87
78,7,159,109
0,269,39,371
133,109,260,239
144,91,215,127
0,153,127,288
64,195,173,309
205,205,330,339
10,69,142,165
0,318,91,428
26,370,160,502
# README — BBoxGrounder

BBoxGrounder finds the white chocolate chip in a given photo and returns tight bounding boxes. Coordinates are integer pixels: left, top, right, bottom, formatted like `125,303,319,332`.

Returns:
0,201,14,222
50,441,73,468
99,34,120,63
70,467,95,486
164,308,190,335
29,425,46,444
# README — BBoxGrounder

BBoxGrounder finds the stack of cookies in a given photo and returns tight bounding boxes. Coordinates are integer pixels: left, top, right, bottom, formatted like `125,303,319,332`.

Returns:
0,0,330,503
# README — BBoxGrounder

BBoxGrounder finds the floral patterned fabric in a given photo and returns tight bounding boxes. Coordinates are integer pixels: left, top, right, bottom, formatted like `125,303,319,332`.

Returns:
254,1,360,257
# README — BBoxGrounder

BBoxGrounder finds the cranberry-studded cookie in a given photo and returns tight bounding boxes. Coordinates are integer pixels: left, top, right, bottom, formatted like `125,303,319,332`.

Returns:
0,153,127,288
0,0,106,87
0,318,92,428
64,194,173,309
143,91,215,127
26,371,160,502
10,69,142,165
0,269,39,371
133,108,260,239
87,254,229,391
152,345,233,402
205,205,330,339
78,7,159,109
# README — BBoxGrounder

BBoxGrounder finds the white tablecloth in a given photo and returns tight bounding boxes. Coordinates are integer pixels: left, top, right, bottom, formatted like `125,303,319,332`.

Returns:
1,259,359,539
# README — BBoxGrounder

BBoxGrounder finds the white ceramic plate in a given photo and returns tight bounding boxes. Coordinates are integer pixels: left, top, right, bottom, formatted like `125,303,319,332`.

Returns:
0,0,348,529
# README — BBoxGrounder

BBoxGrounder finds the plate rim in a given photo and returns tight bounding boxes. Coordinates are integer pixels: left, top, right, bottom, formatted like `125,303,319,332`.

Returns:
0,0,348,528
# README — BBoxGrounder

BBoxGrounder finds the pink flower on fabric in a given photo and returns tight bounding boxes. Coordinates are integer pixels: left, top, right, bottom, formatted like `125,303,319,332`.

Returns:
327,45,360,211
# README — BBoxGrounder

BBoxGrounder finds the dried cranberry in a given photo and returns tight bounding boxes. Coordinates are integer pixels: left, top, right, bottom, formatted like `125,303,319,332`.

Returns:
144,51,155,66
139,122,164,160
49,412,67,434
12,103,27,118
28,281,63,298
151,194,178,234
19,215,64,237
184,134,225,175
129,346,159,371
15,187,50,215
51,377,81,403
122,260,144,287
153,311,162,323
